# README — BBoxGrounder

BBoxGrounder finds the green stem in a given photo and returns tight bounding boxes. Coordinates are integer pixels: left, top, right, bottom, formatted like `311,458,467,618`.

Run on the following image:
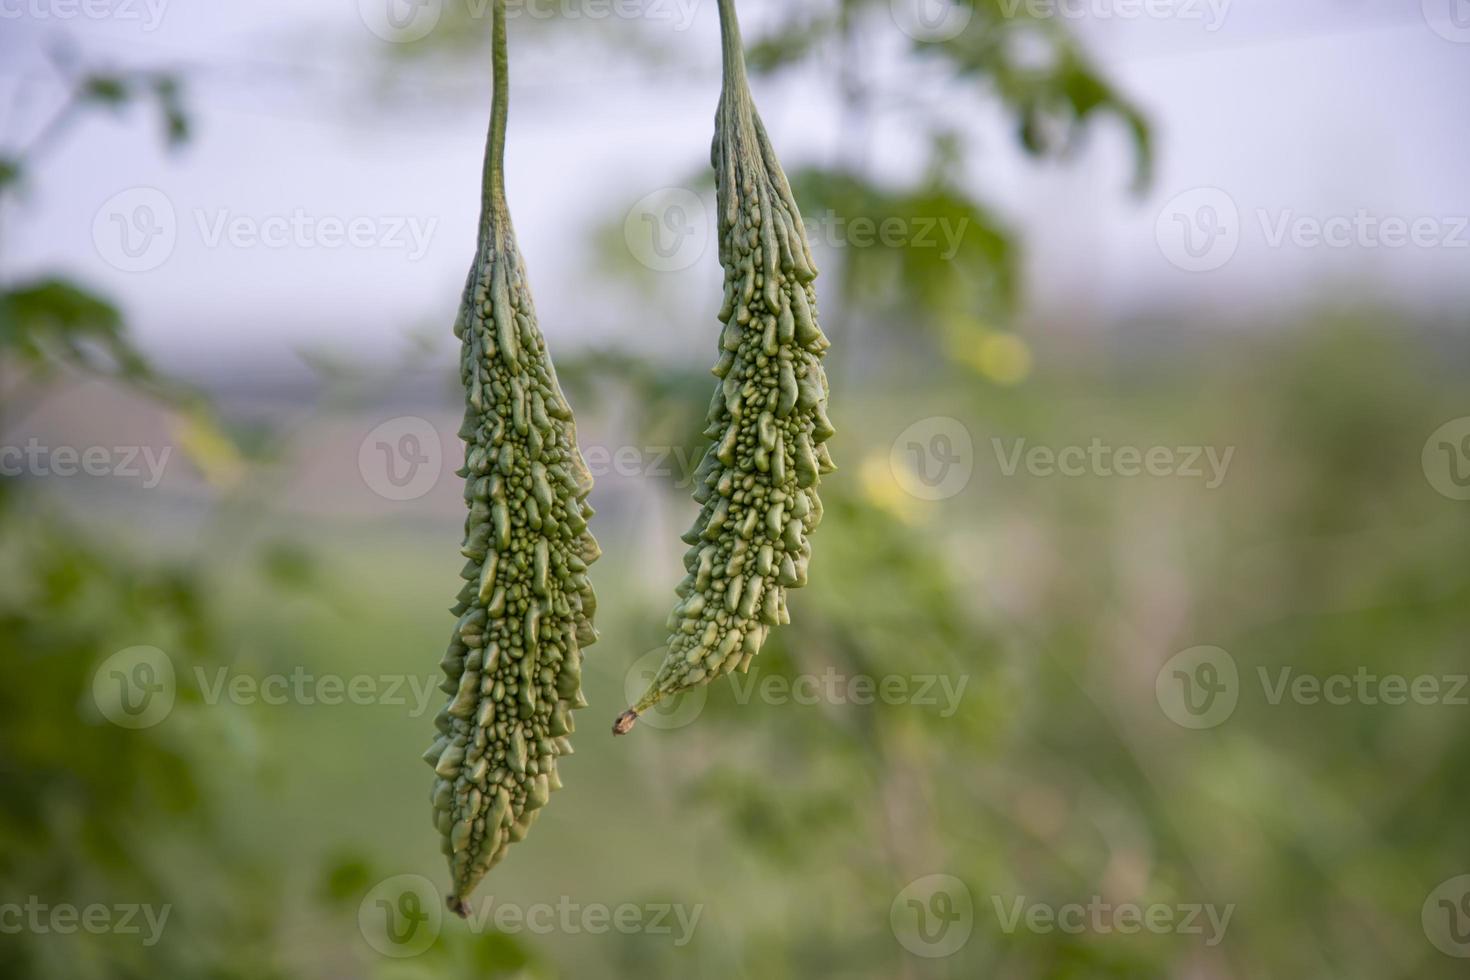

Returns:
716,0,748,93
480,0,510,237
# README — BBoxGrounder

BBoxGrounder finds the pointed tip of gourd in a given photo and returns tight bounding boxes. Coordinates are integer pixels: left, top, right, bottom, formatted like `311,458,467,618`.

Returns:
447,895,470,919
612,709,639,736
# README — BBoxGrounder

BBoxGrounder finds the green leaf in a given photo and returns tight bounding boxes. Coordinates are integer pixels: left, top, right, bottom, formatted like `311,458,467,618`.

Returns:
0,277,145,378
0,157,20,193
81,74,131,108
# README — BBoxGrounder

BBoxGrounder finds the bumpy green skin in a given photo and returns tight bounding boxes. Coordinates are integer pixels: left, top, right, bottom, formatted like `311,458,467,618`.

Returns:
616,0,833,733
428,2,598,915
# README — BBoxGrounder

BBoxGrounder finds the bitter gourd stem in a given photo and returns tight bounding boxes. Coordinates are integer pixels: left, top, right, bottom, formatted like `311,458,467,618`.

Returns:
480,0,510,237
715,0,747,94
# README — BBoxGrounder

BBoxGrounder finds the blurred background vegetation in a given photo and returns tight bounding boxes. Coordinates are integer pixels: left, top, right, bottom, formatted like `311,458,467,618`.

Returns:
3,2,1469,978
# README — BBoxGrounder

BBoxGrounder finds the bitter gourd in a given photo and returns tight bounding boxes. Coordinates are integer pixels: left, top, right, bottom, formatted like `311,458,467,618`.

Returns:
427,0,599,916
615,0,834,734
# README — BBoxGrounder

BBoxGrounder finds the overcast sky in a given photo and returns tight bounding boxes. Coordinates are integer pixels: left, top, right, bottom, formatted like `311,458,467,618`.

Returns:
2,0,1467,380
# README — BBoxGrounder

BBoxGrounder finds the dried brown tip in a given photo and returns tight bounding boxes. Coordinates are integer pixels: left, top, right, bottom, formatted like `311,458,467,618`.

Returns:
447,895,469,919
612,709,639,736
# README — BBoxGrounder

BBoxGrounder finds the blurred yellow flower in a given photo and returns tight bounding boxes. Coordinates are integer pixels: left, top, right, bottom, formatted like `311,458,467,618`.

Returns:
173,409,245,488
941,316,1033,385
861,451,923,525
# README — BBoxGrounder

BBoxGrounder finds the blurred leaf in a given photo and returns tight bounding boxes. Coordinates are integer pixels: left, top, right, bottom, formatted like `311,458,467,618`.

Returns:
923,13,1153,193
469,931,538,976
260,541,319,592
0,277,149,380
80,73,131,108
788,166,1019,322
319,853,376,906
152,74,192,148
746,12,835,73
